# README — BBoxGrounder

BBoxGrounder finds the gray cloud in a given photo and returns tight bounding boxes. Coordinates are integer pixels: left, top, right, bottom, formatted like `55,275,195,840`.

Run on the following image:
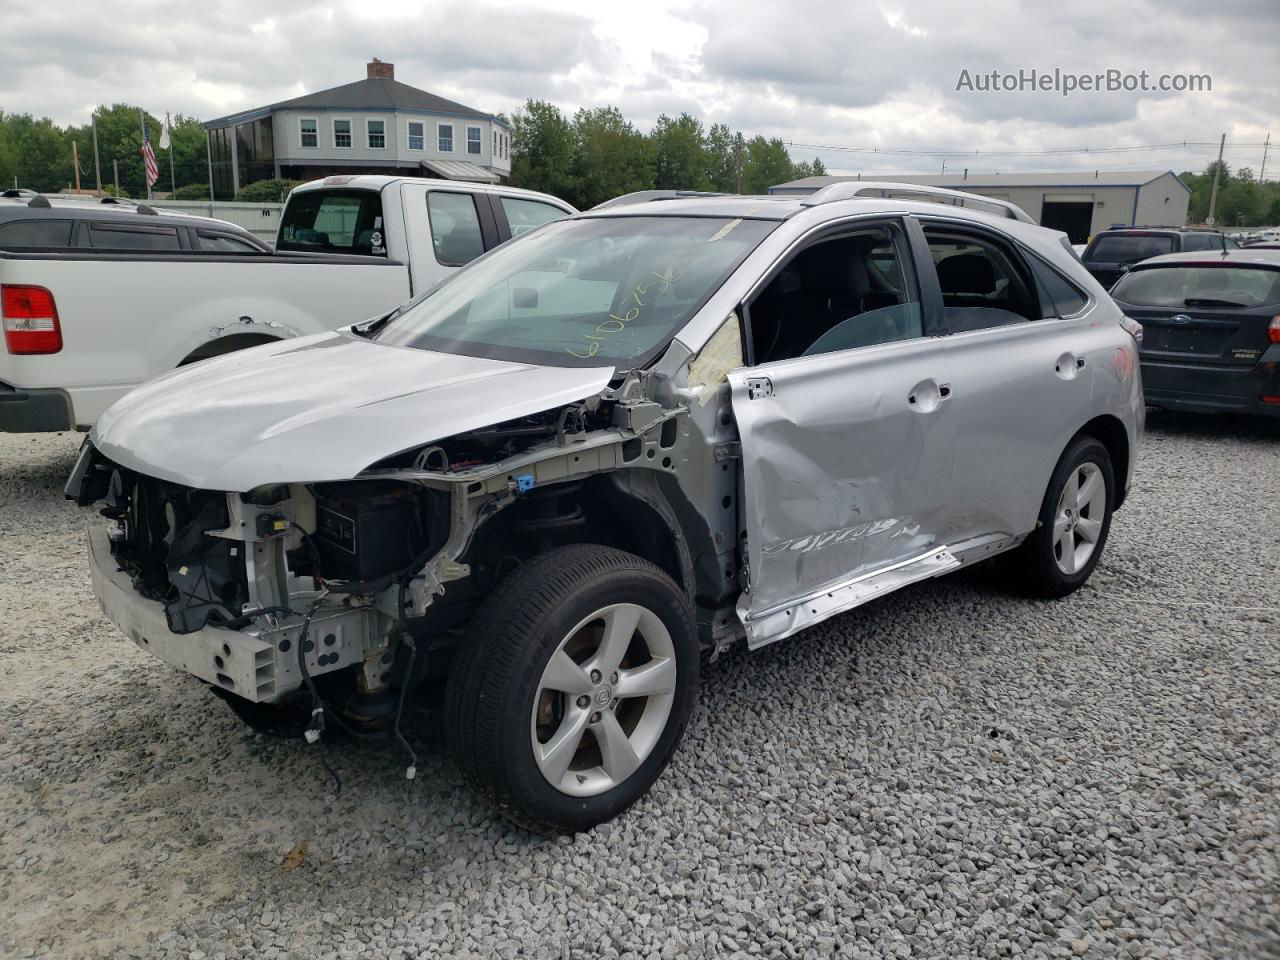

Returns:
0,0,1274,178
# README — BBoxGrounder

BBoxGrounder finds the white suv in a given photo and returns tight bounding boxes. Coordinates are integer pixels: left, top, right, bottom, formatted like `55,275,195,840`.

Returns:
68,183,1144,832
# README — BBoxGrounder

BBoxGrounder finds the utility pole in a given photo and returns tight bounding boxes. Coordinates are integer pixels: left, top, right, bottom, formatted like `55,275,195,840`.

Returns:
734,137,743,193
91,112,103,196
1260,133,1271,184
72,140,81,191
941,158,947,175
1207,133,1226,225
113,159,119,195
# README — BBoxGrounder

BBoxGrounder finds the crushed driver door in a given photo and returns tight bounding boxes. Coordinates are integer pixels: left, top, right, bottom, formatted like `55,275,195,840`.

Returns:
728,339,960,648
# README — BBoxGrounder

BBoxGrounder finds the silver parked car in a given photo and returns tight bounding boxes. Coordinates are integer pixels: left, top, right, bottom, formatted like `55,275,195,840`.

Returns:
67,183,1144,832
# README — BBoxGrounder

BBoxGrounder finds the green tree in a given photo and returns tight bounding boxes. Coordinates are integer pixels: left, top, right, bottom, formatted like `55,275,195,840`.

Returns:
74,104,166,197
651,113,710,191
0,113,70,192
569,106,654,209
509,100,577,203
705,124,743,192
739,136,794,194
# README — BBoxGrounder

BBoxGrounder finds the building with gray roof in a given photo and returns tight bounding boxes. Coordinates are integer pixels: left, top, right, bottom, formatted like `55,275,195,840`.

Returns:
203,60,511,198
769,170,1191,242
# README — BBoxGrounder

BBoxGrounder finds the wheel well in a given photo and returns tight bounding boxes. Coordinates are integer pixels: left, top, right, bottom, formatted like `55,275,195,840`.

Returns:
1077,414,1130,509
463,473,691,598
179,333,281,366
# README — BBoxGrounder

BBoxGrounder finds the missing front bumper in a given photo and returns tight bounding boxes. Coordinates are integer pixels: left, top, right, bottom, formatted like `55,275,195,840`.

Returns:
87,526,374,703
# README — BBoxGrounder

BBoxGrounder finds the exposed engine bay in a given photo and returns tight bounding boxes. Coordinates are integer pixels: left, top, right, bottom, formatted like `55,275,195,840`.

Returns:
67,370,741,747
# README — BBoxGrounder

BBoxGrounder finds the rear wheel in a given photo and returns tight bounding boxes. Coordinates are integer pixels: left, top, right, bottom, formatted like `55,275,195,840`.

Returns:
445,545,698,833
1015,435,1114,598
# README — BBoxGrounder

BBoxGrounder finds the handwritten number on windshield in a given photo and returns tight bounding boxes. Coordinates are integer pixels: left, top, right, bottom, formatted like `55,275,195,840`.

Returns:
566,268,680,359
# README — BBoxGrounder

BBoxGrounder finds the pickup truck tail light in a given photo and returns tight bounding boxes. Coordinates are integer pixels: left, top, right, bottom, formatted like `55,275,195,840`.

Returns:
1269,316,1280,344
1119,315,1143,345
2,284,62,354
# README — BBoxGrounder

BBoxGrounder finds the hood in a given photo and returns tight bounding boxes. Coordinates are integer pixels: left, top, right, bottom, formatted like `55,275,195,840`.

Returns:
92,332,615,491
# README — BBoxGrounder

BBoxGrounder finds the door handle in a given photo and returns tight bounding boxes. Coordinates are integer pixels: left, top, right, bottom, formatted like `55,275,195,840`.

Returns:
908,380,949,411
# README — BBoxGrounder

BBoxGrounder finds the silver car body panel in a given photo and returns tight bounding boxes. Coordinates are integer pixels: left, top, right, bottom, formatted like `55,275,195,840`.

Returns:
91,331,614,492
80,188,1143,686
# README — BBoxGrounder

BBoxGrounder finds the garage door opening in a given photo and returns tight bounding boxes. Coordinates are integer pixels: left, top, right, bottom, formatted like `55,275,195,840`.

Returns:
1040,201,1095,244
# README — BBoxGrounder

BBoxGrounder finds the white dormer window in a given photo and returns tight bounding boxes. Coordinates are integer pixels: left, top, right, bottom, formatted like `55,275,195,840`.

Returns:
367,119,386,149
299,117,318,148
467,126,482,155
438,123,454,152
408,121,424,150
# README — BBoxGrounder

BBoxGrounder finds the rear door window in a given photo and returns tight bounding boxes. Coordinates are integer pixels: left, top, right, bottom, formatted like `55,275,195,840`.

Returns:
87,223,181,250
0,219,73,248
923,227,1041,332
499,197,568,238
1086,234,1175,263
427,192,485,265
278,190,385,256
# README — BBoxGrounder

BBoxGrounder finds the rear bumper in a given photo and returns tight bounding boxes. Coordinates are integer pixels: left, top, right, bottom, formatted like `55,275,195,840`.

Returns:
0,382,74,432
1140,357,1280,418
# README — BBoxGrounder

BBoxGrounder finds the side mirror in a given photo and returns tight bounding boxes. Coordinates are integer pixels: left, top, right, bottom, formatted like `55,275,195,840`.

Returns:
512,287,538,309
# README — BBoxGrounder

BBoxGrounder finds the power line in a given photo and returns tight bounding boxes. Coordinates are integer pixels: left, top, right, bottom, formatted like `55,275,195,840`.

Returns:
785,139,1269,159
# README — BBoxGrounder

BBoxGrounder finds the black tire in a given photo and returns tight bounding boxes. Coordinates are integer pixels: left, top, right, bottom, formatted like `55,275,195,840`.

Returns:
444,544,698,833
1014,434,1115,598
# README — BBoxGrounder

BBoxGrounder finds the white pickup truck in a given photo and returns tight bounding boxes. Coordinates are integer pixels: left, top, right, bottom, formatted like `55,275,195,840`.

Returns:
0,177,575,432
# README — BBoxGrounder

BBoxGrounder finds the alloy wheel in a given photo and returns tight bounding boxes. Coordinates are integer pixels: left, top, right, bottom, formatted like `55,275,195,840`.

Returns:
530,603,677,797
1053,461,1106,575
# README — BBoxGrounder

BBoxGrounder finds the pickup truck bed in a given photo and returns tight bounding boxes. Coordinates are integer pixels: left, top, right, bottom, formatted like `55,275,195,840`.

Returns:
0,249,408,430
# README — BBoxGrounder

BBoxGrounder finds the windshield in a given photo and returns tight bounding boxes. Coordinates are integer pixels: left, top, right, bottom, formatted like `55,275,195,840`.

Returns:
375,215,775,367
1112,265,1280,308
278,189,386,256
1086,234,1175,263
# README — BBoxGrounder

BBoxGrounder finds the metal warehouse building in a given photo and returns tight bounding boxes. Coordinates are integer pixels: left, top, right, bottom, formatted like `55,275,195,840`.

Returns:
769,170,1190,243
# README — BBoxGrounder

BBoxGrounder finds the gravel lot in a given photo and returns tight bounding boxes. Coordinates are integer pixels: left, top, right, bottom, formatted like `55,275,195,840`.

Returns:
1,412,1277,960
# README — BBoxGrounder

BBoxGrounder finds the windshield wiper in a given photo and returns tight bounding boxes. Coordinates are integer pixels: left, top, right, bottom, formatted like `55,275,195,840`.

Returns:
352,309,398,338
1182,297,1246,308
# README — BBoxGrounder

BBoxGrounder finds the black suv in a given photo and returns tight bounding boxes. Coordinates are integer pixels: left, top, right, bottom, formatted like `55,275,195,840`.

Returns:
0,190,271,253
1081,227,1239,289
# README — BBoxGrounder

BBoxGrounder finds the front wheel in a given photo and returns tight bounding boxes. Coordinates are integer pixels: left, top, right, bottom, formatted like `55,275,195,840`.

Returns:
444,545,699,833
1015,435,1115,598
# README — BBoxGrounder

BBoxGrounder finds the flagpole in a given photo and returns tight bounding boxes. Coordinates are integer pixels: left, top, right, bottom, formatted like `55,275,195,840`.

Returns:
165,113,176,196
91,111,103,197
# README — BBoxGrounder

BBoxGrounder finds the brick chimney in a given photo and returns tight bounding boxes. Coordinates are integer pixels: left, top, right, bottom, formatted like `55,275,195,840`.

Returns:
367,58,394,80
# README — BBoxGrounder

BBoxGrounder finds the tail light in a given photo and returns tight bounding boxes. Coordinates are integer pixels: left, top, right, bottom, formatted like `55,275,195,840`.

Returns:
1120,315,1143,345
1269,316,1280,344
2,285,62,354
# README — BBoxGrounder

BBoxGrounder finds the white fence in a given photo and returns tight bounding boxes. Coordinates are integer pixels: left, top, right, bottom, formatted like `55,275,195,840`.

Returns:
147,200,283,244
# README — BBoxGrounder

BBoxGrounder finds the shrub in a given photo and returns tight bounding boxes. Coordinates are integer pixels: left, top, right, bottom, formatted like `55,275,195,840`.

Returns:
169,183,210,200
235,178,302,203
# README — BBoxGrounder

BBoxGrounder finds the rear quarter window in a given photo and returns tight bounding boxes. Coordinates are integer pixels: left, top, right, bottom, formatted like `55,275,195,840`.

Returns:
0,218,74,248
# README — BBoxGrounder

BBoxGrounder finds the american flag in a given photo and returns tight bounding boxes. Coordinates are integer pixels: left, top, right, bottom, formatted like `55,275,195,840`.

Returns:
140,121,159,191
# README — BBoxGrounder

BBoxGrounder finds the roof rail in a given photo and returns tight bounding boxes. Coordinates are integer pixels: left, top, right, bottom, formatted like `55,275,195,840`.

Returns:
799,180,1036,224
592,189,733,210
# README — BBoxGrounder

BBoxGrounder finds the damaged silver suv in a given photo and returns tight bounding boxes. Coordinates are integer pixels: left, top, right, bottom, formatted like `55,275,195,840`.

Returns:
68,183,1144,832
